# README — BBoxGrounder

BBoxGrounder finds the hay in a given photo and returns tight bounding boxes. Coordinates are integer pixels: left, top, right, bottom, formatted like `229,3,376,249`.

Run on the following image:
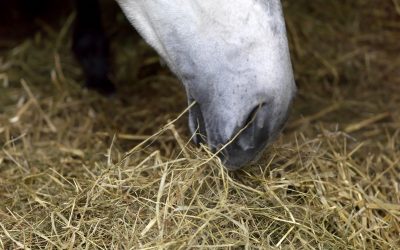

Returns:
1,0,399,249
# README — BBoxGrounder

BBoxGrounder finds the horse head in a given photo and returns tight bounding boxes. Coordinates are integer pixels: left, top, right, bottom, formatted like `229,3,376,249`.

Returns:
117,0,296,169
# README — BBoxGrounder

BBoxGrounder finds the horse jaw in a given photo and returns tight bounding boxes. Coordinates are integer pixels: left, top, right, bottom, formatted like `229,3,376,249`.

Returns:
117,0,296,169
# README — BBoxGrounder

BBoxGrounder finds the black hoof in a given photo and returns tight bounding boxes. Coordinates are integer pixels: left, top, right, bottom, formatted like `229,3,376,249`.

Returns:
86,77,116,96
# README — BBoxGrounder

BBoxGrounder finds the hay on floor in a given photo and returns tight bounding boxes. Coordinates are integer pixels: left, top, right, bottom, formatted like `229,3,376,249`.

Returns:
0,0,399,248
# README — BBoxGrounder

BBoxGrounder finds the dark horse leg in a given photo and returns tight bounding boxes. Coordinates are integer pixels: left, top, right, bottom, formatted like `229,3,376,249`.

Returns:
73,0,116,94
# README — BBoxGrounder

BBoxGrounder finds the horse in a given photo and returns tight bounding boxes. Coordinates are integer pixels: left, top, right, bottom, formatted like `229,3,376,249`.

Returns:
7,0,297,170
114,0,297,169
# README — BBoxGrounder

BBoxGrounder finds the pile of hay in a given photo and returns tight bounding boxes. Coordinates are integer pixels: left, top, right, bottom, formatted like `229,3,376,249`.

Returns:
1,0,399,248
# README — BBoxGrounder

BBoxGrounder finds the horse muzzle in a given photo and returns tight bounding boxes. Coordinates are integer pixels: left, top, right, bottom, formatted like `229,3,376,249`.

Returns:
188,101,284,170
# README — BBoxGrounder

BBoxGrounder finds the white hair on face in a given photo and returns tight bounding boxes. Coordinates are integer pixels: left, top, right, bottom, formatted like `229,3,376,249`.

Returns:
116,0,286,68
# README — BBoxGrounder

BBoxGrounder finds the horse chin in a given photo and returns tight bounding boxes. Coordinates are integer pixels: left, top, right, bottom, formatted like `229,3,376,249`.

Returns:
218,127,271,170
215,134,269,170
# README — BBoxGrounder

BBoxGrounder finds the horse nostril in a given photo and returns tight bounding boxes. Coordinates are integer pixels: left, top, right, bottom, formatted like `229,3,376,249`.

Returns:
244,102,267,128
220,103,271,169
232,102,270,151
